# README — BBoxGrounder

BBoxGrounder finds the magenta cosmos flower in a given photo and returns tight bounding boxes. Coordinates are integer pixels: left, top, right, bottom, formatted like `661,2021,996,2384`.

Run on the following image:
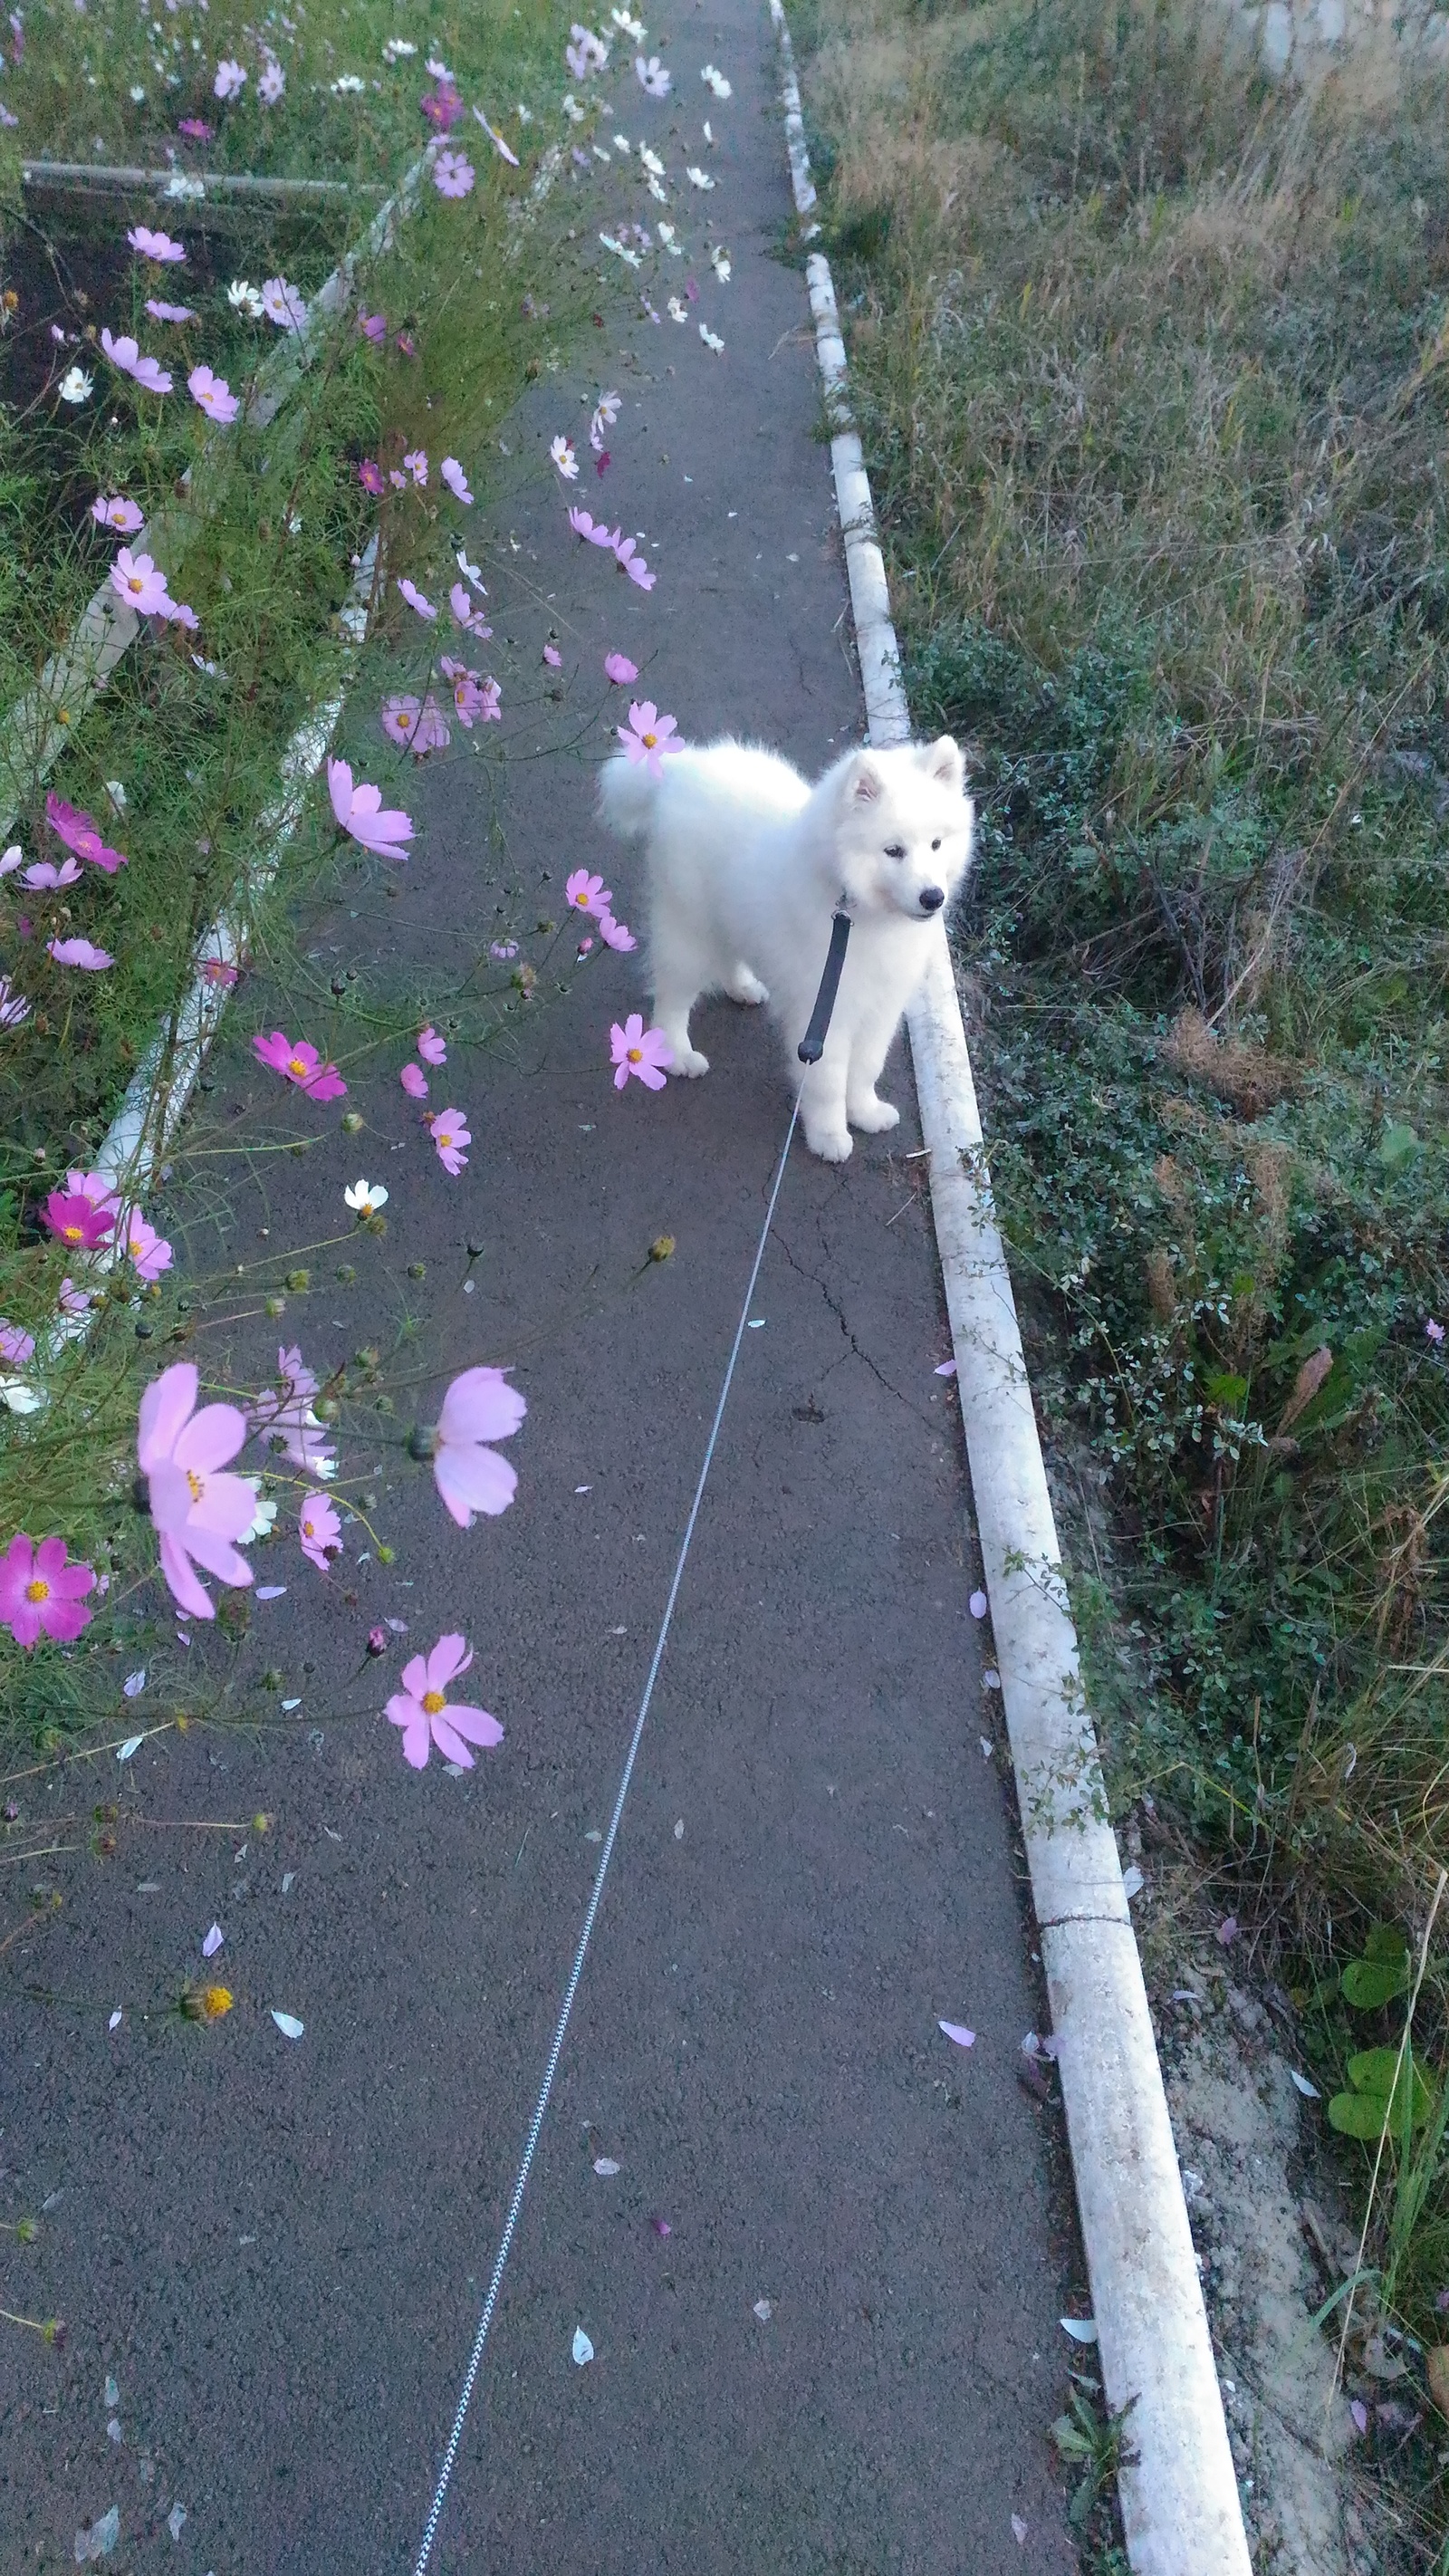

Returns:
118,1207,173,1283
100,330,172,394
48,937,114,970
421,79,464,132
358,458,386,495
400,1061,428,1100
46,793,126,874
428,1366,525,1527
178,117,213,139
327,759,415,860
440,456,472,503
138,1361,254,1620
110,547,171,616
381,694,450,755
565,868,612,919
397,576,437,621
387,1633,503,1770
611,1014,672,1091
417,1024,446,1065
42,1190,113,1251
299,1491,342,1572
604,649,638,684
619,700,681,779
128,225,186,262
92,493,144,533
430,1107,470,1175
251,1030,348,1100
0,1534,96,1651
434,149,475,198
188,364,238,423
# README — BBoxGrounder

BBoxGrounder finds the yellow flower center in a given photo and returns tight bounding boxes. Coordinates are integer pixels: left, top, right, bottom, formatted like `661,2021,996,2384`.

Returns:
62,1223,83,1243
572,889,589,907
287,1056,308,1078
302,1517,317,1539
421,1688,446,1715
628,1046,643,1062
641,731,657,748
201,1985,232,2020
398,711,412,730
24,1578,49,1603
126,574,144,594
187,1468,204,1501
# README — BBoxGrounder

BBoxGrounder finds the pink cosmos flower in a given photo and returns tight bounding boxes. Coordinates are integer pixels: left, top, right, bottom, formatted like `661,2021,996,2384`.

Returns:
46,793,126,873
569,505,619,549
145,299,197,322
403,447,428,485
448,582,492,639
63,1166,119,1213
543,643,562,668
188,364,238,423
58,1277,94,1318
91,493,144,533
200,957,240,988
0,1320,34,1363
604,649,638,684
472,103,520,166
128,225,186,262
119,1208,173,1282
439,658,499,726
100,330,173,394
24,856,82,890
252,1344,335,1475
636,53,671,95
565,868,611,918
415,1024,446,1067
214,57,247,98
430,1107,470,1175
0,1534,96,1651
138,1360,254,1620
490,941,519,960
358,458,386,495
610,1013,672,1091
252,1030,348,1100
0,975,30,1028
260,277,308,332
178,117,213,139
110,547,171,615
619,700,681,778
400,1062,428,1100
430,1365,525,1526
43,1190,114,1251
599,910,638,952
420,79,463,132
158,596,200,631
47,937,114,969
327,760,415,860
359,312,387,344
397,331,418,358
433,149,475,198
440,457,472,503
258,56,284,103
387,1632,503,1769
389,469,408,491
1428,1319,1446,1346
612,534,657,590
381,694,451,755
299,1491,342,1572
397,576,437,620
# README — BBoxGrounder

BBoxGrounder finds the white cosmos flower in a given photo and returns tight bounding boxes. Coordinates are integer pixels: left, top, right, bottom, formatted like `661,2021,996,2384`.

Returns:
562,92,585,120
550,435,579,480
611,7,646,37
382,36,417,60
667,295,687,323
0,1379,45,1415
59,365,93,403
656,221,683,254
711,245,732,282
227,278,265,317
238,1481,278,1544
639,145,665,175
702,63,732,97
699,322,724,352
331,72,365,93
456,548,486,591
647,175,667,202
344,1179,389,1217
686,166,715,190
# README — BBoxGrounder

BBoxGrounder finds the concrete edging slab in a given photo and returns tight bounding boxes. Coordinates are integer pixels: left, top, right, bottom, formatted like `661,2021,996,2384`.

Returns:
766,7,1252,2568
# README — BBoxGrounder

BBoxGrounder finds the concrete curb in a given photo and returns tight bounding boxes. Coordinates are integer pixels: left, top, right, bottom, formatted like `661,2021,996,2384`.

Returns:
767,8,1252,2570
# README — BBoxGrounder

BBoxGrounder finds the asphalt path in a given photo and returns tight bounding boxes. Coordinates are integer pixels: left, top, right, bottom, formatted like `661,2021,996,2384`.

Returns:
1,6,1080,2569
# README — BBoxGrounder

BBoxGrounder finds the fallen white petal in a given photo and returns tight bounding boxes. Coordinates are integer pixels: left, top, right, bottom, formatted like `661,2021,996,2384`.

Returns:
167,2503,186,2541
281,1871,296,1893
122,1669,147,1697
256,1584,287,1601
983,1669,1002,1691
271,2010,304,2040
1290,2069,1321,2099
753,2297,772,2321
592,2157,620,2177
1060,2316,1099,2344
934,1359,957,1377
117,1735,143,1762
571,2325,594,2365
202,1923,224,1958
1120,1864,1145,1901
673,1818,685,1840
108,2008,122,2032
938,2020,975,2050
979,1736,993,1758
968,1589,987,1619
1012,2515,1028,2546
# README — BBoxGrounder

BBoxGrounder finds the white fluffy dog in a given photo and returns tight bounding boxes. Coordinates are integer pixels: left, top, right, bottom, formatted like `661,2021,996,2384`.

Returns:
597,733,974,1160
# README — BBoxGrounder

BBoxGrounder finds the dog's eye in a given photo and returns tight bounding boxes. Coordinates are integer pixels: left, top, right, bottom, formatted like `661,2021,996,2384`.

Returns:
884,842,906,860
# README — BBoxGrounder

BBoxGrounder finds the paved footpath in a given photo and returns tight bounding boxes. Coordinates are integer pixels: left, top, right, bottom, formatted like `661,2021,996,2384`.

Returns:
1,6,1080,2570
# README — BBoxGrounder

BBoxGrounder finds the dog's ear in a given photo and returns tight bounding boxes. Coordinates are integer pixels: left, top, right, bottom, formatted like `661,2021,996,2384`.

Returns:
846,755,883,804
921,735,965,792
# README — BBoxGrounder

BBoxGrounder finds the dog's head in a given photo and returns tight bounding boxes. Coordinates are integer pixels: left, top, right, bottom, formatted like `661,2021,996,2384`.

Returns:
834,736,974,923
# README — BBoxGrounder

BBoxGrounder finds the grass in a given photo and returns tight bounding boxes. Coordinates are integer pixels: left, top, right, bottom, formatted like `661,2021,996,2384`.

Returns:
793,0,1449,2524
0,0,601,1727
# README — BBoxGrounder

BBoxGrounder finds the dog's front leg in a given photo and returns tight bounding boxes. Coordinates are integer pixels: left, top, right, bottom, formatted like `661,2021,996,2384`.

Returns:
797,1039,853,1162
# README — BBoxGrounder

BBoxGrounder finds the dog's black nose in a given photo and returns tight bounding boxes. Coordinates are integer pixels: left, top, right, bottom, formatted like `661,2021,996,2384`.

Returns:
918,885,945,913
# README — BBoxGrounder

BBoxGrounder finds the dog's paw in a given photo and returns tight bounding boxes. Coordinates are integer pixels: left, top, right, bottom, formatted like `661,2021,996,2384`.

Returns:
849,1095,901,1133
727,971,770,1006
671,1046,710,1078
804,1124,854,1164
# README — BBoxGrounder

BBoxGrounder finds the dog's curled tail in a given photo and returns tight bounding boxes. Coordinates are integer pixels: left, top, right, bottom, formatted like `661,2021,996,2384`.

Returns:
596,751,658,843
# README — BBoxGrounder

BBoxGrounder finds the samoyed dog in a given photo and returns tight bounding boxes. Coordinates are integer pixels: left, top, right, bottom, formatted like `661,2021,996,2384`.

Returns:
597,733,974,1161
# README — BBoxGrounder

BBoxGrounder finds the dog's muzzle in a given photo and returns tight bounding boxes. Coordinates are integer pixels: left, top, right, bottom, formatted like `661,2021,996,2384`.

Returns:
917,885,945,914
